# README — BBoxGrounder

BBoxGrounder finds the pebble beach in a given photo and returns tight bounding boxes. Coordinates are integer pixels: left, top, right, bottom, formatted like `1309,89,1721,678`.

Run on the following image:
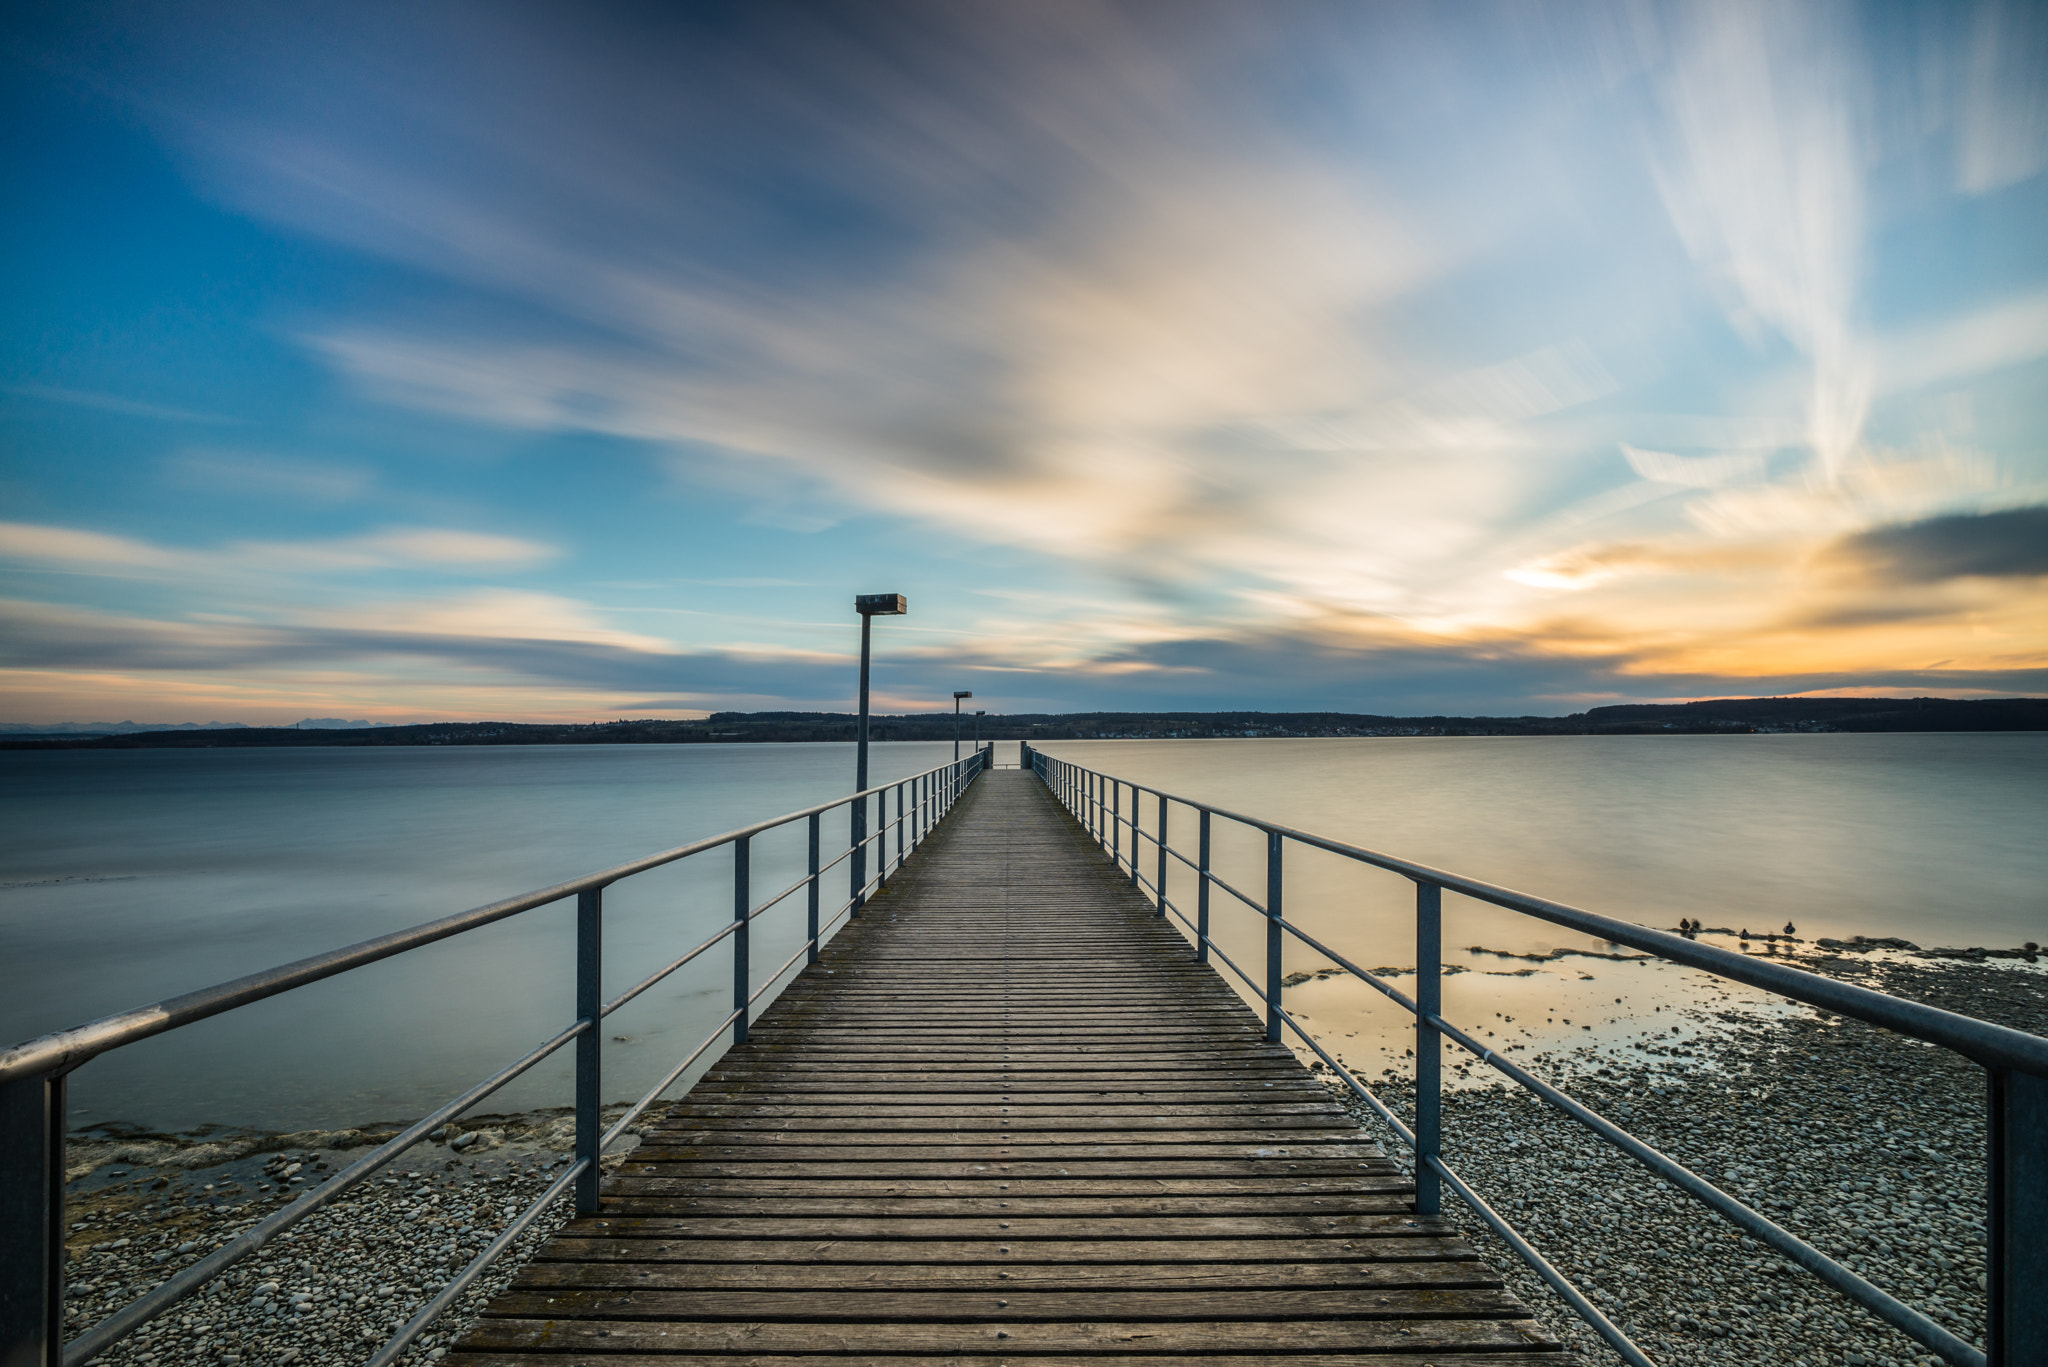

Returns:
1336,948,2045,1367
55,948,2046,1367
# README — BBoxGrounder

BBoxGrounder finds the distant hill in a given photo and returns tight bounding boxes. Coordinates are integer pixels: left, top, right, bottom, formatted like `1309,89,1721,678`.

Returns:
3,696,2040,749
0,720,251,737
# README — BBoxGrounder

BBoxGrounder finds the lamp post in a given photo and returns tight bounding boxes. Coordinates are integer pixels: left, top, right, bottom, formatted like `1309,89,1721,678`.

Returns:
952,690,973,762
974,709,985,752
853,594,906,915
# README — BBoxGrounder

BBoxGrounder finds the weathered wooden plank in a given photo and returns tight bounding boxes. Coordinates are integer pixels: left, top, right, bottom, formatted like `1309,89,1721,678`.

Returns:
450,1355,1564,1367
594,1190,1413,1214
455,1316,1561,1354
479,1285,1534,1321
661,1102,1349,1119
525,1213,1434,1239
620,1161,1397,1180
594,1175,1408,1198
639,1128,1369,1147
532,1235,1471,1264
510,1257,1499,1292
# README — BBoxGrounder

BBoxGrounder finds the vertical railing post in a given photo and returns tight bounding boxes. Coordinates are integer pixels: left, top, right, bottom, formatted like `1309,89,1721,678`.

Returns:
806,812,821,965
1264,831,1284,1043
0,1069,65,1365
732,836,751,1044
1991,1067,2048,1364
1129,788,1141,888
895,781,905,871
872,791,886,890
1155,797,1168,915
850,792,865,919
1415,880,1442,1217
1111,782,1122,872
1196,809,1211,963
575,886,603,1216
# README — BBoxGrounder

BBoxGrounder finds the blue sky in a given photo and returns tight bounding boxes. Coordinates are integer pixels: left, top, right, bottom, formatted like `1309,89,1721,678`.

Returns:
2,1,2045,723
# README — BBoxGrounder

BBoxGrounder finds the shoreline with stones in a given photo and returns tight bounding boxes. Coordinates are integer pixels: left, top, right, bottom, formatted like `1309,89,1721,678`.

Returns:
1330,948,2048,1367
56,948,2047,1367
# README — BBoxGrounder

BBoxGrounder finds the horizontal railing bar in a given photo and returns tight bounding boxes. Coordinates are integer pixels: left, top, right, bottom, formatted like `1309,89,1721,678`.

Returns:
3,758,977,1084
601,921,742,1019
1420,1011,1981,1363
1272,995,1414,1143
751,942,813,1006
748,870,815,924
62,1015,589,1364
599,1008,744,1152
1203,868,1268,918
362,1156,589,1367
1274,917,1425,1013
1046,763,2048,1076
1426,1154,1656,1367
1262,994,1653,1364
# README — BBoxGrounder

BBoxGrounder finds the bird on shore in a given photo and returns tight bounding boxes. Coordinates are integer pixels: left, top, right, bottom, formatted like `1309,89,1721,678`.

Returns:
1784,921,1797,935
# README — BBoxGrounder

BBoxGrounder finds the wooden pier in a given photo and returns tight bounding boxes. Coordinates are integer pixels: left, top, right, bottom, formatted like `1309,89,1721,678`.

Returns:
451,770,1566,1364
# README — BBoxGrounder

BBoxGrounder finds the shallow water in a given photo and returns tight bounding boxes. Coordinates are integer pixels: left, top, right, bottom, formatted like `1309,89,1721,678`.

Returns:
3,733,2040,1129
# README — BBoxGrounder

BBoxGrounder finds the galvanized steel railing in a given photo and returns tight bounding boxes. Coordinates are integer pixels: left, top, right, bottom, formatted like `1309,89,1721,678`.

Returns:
1021,744,2045,1367
0,746,993,1367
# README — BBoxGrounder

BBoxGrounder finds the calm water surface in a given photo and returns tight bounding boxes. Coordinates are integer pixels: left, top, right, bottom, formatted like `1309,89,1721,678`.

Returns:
1038,734,2047,1081
3,734,2040,1130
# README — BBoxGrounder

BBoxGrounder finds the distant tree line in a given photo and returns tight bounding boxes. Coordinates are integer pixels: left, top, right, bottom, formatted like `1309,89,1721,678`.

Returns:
3,695,2041,749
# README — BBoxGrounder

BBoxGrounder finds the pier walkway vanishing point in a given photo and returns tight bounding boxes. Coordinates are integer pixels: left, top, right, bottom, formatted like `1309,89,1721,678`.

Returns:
452,770,1565,1364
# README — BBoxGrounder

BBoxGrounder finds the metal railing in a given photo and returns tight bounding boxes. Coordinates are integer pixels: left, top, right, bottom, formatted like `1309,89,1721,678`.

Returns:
1021,744,2046,1367
0,746,993,1367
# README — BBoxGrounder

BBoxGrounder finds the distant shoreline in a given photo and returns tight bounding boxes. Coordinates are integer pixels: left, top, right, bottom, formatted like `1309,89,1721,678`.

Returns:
5,695,2044,748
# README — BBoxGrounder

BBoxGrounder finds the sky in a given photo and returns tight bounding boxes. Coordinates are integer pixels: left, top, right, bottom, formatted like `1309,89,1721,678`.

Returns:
2,0,2045,723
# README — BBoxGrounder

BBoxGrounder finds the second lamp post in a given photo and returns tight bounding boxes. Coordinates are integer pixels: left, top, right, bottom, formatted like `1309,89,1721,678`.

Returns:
952,690,973,761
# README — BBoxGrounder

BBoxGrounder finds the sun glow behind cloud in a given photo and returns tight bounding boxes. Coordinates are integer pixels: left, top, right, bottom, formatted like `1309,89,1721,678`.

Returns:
1,1,2044,721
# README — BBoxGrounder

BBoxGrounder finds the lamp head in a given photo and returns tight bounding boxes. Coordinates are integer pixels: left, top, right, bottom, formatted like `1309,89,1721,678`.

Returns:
953,690,973,700
854,593,907,616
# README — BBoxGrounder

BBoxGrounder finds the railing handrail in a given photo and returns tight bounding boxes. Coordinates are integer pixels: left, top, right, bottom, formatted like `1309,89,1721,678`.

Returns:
3,745,995,1367
0,758,974,1086
1024,745,2039,1367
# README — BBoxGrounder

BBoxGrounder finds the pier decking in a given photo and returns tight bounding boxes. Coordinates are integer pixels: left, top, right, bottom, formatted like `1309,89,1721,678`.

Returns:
451,770,1565,1364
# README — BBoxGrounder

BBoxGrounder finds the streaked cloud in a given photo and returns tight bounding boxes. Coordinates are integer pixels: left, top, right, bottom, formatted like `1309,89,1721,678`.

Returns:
165,450,376,504
0,522,559,579
4,382,244,426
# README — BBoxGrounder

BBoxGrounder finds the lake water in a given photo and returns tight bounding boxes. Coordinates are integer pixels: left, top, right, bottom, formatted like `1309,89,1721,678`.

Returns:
1039,734,2047,1084
3,734,2041,1132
